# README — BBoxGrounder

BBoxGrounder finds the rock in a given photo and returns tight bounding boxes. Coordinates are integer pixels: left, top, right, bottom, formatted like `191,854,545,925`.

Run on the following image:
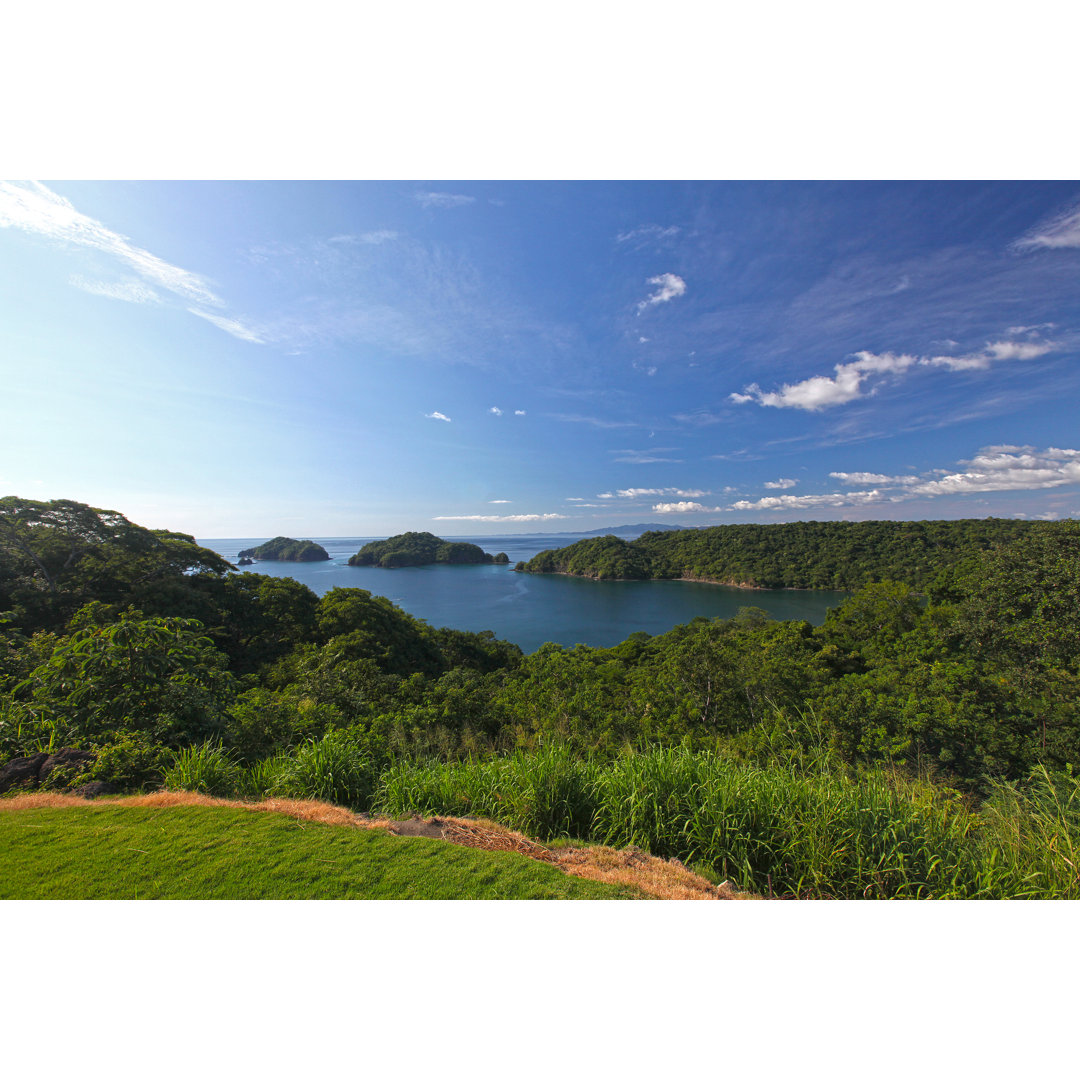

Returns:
0,752,49,795
72,781,117,799
39,748,96,783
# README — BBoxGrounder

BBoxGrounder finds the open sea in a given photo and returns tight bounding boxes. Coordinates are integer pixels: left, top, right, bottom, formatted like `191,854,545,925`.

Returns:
197,534,849,654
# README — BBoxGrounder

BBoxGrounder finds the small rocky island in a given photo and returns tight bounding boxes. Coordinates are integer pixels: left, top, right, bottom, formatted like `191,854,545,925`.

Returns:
237,536,330,562
349,531,509,568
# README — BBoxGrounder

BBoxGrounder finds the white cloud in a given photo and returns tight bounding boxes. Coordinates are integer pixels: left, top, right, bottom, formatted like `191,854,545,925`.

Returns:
70,275,161,304
636,273,686,312
0,181,221,306
600,487,709,500
489,406,503,416
188,309,264,343
732,490,884,511
639,336,649,344
514,409,526,416
732,339,1055,411
924,340,1053,371
734,445,1080,513
611,447,682,464
617,224,681,245
328,230,398,245
433,513,568,522
415,191,476,209
763,478,797,490
550,414,636,429
1013,204,1080,250
909,446,1080,497
653,501,713,513
830,472,919,486
425,411,452,422
488,499,511,504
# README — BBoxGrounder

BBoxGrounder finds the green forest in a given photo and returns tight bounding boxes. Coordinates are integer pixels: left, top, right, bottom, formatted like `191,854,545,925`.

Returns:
349,531,508,567
2,495,1079,898
519,518,1036,588
237,536,330,562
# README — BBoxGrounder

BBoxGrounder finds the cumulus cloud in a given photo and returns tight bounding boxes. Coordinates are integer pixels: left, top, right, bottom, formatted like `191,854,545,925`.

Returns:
489,406,503,416
636,273,686,312
514,409,526,416
415,191,476,209
763,478,797,490
732,491,884,511
433,513,568,522
70,276,161,304
734,445,1080,513
1013,204,1080,250
425,411,452,422
909,446,1080,496
653,501,714,513
0,181,221,306
731,339,1055,411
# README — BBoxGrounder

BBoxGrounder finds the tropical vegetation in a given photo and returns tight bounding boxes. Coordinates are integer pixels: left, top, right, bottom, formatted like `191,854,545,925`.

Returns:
237,536,330,562
349,530,508,567
3,495,1079,898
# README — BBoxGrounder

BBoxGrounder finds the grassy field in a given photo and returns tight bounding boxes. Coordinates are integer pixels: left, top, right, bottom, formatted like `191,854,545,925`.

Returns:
0,796,644,900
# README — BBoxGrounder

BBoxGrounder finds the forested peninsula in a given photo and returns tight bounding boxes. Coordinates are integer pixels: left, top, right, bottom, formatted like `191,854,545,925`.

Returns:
3,495,1080,900
237,536,330,562
349,531,509,568
518,518,1035,589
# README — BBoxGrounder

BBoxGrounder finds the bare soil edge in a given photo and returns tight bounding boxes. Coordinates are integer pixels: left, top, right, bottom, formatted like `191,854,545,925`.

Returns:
1,791,752,900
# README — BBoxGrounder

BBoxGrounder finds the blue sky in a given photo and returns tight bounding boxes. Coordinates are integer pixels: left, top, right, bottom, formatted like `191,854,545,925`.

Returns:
3,179,1079,537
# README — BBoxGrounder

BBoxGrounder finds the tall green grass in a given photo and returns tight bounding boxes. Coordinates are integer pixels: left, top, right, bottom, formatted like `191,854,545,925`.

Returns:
372,745,1080,899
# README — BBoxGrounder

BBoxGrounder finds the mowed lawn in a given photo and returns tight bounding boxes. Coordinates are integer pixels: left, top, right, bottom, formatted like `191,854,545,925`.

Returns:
0,801,643,900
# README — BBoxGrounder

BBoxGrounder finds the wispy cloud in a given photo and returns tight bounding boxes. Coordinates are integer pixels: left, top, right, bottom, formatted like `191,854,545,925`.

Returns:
188,309,264,343
549,413,637,429
600,487,708,499
830,471,918,486
328,230,399,245
415,191,476,209
433,513,568,522
0,181,221,306
616,224,681,246
763,478,797,490
731,339,1055,411
489,406,503,416
611,447,682,464
488,499,511,504
514,409,526,416
70,275,161,304
732,491,884,511
1013,203,1080,250
637,272,686,313
425,411,452,422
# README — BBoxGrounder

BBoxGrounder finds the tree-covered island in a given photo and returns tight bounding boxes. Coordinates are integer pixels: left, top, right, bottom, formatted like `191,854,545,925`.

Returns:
517,518,1034,590
237,537,330,562
349,531,509,568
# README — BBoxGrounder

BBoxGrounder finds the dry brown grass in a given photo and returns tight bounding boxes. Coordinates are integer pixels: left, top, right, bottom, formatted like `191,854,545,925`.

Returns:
0,792,753,899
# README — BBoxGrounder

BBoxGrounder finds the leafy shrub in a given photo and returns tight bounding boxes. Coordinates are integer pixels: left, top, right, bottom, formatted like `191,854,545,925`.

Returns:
269,729,375,810
163,742,243,797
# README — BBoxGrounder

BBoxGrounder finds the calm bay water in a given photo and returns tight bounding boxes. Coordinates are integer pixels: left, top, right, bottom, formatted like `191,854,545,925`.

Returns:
197,534,849,654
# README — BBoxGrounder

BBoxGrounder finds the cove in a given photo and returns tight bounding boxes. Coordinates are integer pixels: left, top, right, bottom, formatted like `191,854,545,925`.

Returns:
198,534,849,655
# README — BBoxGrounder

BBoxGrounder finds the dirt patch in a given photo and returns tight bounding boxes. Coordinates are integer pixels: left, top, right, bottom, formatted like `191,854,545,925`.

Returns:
1,792,753,899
